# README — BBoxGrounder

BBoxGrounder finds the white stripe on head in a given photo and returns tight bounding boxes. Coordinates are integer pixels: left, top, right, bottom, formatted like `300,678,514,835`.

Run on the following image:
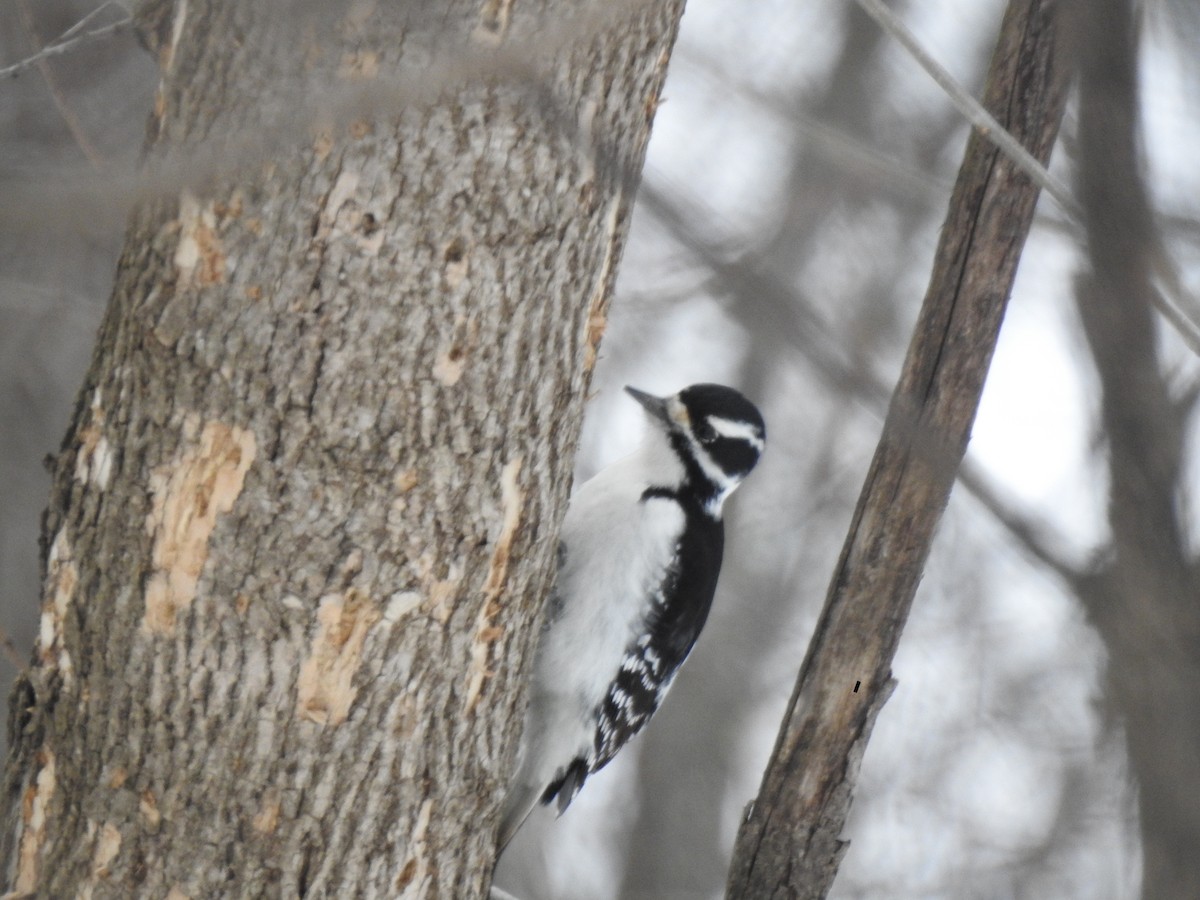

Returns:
683,432,740,517
707,415,765,451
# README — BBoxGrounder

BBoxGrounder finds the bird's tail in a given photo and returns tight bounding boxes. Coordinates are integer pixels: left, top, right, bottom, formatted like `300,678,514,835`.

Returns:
497,781,541,852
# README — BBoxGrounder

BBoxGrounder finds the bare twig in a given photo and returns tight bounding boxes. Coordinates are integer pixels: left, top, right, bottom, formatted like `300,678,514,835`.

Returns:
853,0,1075,215
1150,247,1200,355
60,0,128,42
0,11,132,80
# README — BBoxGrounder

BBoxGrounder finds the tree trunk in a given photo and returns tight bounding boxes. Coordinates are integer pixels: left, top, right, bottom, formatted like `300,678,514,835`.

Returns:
1,1,684,896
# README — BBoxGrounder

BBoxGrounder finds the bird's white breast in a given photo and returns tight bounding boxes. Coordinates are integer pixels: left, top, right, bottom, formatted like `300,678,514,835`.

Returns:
523,442,686,775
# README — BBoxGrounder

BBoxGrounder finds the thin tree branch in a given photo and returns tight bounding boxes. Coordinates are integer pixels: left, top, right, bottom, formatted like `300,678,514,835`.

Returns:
1149,247,1200,356
853,0,1075,216
0,9,132,80
725,1,1068,894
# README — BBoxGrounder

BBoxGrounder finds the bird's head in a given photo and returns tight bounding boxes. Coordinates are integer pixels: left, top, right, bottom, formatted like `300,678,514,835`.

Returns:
625,383,766,516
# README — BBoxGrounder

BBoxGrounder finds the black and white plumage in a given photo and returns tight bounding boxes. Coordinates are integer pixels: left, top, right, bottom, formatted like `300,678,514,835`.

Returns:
498,383,766,849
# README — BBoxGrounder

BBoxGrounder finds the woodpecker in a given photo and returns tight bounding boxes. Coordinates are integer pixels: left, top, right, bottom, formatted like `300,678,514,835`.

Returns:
498,383,766,849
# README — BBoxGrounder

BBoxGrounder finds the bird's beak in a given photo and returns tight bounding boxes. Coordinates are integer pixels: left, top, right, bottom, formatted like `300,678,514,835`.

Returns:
624,386,673,427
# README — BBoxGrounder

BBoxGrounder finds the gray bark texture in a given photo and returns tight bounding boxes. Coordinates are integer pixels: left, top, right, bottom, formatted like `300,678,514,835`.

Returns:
0,1,685,896
725,0,1067,896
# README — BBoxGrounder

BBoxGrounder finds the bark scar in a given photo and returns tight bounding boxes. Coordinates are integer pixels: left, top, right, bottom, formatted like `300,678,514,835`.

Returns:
583,197,622,374
143,416,257,635
77,822,122,898
13,748,56,894
174,190,227,287
296,587,382,726
37,528,78,686
338,50,379,80
432,314,478,387
395,798,434,896
473,0,514,44
74,389,113,489
464,456,523,713
252,789,282,834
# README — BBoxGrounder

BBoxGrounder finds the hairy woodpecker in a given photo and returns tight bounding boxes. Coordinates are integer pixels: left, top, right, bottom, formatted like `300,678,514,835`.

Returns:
498,383,766,848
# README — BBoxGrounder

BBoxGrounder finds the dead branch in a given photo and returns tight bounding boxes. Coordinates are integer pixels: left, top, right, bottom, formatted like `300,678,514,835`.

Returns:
725,1,1068,895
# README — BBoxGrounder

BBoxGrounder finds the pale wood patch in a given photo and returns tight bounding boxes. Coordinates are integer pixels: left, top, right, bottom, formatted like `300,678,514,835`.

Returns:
13,749,56,894
36,529,77,686
296,588,381,726
465,456,523,712
174,190,227,287
143,417,257,635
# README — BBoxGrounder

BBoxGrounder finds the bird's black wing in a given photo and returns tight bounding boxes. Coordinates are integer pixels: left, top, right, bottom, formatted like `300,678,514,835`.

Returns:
541,502,724,812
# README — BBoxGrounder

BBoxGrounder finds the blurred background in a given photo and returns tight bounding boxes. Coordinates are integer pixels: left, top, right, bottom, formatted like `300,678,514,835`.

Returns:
5,0,1199,897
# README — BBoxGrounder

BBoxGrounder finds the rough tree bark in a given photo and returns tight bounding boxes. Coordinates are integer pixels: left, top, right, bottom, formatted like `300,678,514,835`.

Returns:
1069,0,1200,895
725,1,1067,896
1,1,685,896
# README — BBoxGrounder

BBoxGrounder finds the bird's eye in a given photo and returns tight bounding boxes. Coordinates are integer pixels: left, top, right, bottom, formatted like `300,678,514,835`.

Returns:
695,422,718,445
